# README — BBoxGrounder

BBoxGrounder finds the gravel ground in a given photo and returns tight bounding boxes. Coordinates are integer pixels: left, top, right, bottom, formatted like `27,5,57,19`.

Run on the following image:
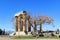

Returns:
0,36,60,40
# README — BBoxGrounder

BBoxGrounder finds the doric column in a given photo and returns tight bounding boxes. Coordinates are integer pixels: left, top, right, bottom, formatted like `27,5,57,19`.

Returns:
28,20,31,32
20,19,22,31
23,14,26,32
18,16,21,32
14,16,18,33
14,22,16,33
27,16,31,32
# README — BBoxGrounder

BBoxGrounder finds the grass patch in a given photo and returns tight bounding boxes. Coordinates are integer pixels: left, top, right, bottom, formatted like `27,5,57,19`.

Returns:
0,35,60,39
10,36,36,39
9,35,60,39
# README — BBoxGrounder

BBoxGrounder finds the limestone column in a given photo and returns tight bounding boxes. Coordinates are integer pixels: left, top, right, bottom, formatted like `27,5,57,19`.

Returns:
18,16,21,32
14,16,18,33
27,16,31,32
28,20,31,32
14,21,16,33
23,14,26,32
21,20,23,31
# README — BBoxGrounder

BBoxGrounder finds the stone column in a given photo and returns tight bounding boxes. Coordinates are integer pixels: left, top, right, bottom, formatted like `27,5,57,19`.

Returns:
27,16,31,32
14,22,17,33
18,16,21,32
14,16,18,33
23,14,26,32
28,20,31,32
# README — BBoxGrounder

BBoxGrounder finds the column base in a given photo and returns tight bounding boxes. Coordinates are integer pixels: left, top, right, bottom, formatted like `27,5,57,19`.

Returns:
10,31,32,36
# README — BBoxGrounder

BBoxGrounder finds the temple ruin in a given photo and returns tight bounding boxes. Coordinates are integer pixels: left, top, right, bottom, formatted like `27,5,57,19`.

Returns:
10,11,52,36
11,11,32,36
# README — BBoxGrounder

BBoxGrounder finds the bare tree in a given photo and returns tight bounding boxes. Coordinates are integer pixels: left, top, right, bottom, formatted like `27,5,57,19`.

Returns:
37,14,53,35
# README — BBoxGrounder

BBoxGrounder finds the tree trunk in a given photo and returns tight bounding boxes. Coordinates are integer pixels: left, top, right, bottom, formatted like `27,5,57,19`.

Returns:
34,23,36,32
40,23,42,33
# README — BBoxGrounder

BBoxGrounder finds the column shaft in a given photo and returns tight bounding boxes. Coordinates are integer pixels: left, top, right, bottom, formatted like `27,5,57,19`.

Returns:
23,14,26,32
14,16,18,33
18,16,21,32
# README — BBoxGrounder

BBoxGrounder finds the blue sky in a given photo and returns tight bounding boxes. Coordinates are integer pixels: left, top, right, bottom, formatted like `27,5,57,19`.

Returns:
0,0,60,31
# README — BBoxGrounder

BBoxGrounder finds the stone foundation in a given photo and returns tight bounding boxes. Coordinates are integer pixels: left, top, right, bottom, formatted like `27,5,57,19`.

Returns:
10,31,32,36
